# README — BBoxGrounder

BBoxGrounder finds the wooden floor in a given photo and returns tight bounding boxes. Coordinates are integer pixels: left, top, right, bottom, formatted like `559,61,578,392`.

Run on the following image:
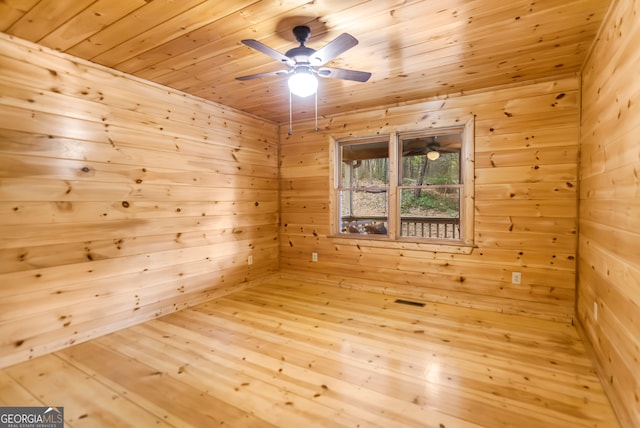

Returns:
1,277,619,427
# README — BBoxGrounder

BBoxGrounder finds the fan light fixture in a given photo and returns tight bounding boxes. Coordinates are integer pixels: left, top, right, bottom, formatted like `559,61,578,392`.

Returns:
237,25,372,133
288,68,318,97
426,143,440,161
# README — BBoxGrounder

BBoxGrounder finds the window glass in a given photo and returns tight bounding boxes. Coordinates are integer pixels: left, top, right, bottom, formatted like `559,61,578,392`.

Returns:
399,132,462,240
339,140,389,236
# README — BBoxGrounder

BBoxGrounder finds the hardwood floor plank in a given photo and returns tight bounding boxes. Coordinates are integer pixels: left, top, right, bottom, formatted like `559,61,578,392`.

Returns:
4,354,173,427
194,287,613,427
0,277,619,427
0,371,41,406
60,341,272,427
144,317,475,427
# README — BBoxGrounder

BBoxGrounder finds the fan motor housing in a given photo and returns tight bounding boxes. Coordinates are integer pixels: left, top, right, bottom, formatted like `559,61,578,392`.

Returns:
292,25,311,43
285,46,315,63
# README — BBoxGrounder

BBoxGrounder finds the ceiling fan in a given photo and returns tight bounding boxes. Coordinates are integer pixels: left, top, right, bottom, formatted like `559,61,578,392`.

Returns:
236,25,372,98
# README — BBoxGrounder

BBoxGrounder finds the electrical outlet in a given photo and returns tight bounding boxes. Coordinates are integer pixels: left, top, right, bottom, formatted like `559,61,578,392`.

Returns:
594,302,598,321
248,255,253,265
511,272,522,284
311,252,318,262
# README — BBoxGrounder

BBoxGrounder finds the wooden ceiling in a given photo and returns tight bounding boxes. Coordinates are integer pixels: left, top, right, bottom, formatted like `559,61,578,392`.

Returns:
0,0,610,124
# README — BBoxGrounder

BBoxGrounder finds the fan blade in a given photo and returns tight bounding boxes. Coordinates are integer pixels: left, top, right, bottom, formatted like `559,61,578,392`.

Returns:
317,67,372,82
241,39,295,67
236,70,290,81
309,33,359,66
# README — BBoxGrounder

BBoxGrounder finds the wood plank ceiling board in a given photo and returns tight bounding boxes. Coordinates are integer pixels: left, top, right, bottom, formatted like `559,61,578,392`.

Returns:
0,0,612,123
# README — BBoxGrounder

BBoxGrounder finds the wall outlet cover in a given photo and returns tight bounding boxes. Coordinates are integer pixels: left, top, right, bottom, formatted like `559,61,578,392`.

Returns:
511,272,522,284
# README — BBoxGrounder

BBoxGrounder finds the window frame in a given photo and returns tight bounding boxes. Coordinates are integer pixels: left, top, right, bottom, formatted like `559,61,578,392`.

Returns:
329,116,475,253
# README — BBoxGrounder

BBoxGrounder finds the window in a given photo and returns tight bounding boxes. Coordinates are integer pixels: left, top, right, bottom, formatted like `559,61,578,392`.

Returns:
339,137,390,236
331,117,474,248
398,129,462,240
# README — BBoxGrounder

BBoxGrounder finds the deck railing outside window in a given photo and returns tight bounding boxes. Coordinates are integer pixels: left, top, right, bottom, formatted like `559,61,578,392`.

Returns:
341,216,460,239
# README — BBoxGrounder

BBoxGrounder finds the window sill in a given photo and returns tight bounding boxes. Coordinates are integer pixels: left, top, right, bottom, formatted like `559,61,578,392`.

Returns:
330,235,475,254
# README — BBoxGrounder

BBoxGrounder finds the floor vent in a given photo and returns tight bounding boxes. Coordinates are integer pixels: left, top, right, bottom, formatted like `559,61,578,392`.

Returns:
394,299,425,307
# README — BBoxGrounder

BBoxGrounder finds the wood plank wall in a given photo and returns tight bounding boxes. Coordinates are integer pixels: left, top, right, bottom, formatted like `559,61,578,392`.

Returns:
0,34,279,369
578,0,640,426
279,77,581,323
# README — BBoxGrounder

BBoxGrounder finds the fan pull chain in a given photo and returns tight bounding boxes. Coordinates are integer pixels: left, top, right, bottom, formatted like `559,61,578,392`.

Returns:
288,90,293,135
288,87,319,135
315,89,318,132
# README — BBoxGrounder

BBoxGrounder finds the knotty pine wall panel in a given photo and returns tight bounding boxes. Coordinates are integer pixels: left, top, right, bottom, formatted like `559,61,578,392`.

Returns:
0,34,279,368
280,77,580,323
578,0,640,426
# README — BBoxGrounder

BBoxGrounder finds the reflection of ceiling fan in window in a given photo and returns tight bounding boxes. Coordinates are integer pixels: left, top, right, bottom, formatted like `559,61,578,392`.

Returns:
426,141,441,161
402,135,462,160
